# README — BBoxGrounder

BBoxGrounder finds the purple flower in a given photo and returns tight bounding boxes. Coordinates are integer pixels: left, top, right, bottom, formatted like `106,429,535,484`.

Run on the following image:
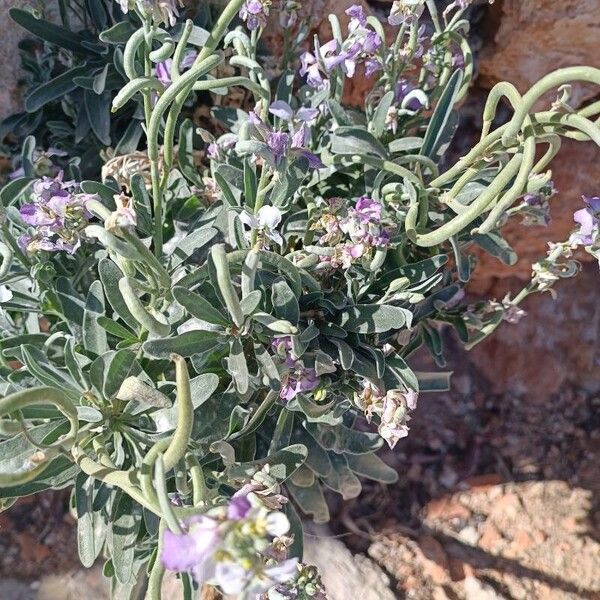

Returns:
239,0,269,30
570,195,600,246
280,365,319,402
365,58,382,77
354,196,382,223
346,5,367,30
395,79,426,111
242,107,324,170
300,51,326,89
227,484,257,520
162,516,220,583
19,173,93,255
267,132,291,167
362,30,382,54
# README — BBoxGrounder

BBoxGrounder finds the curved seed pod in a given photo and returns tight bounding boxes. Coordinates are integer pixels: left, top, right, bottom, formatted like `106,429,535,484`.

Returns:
154,455,182,534
409,152,524,247
112,77,165,111
119,277,171,337
191,75,269,99
211,244,245,328
0,386,78,448
123,28,147,80
476,133,537,234
147,54,223,161
481,81,523,140
186,453,209,506
162,355,193,472
170,19,194,82
146,520,167,600
148,32,175,63
369,247,387,272
85,225,147,262
502,66,600,146
531,134,561,174
0,241,13,279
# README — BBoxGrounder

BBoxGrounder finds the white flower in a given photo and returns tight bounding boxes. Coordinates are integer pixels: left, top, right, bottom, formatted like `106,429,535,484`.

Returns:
0,286,13,303
240,206,284,245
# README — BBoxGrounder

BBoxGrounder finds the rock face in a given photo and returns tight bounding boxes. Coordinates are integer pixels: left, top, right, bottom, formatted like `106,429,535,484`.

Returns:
303,531,396,600
478,0,600,107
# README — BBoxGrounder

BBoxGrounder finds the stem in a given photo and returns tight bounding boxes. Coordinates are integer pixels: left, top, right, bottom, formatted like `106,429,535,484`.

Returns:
195,0,247,64
146,520,167,600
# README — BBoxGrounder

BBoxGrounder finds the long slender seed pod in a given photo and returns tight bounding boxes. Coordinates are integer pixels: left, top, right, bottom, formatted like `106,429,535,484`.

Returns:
211,244,245,328
409,152,524,247
119,277,171,336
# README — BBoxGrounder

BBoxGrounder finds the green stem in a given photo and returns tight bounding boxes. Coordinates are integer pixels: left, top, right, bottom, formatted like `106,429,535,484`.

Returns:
146,520,167,600
195,0,247,64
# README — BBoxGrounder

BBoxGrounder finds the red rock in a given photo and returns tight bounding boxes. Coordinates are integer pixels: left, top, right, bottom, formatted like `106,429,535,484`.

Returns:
463,473,504,491
425,496,471,522
478,0,600,108
416,534,450,585
479,521,504,553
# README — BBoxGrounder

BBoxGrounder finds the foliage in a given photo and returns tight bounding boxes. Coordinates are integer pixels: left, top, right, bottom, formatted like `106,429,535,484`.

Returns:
0,0,598,597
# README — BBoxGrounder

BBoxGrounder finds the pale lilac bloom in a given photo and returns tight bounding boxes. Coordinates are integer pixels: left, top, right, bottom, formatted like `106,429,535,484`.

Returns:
280,365,319,401
19,172,94,254
365,57,382,77
161,516,220,583
299,51,326,89
354,196,382,222
240,205,284,245
267,132,292,167
395,79,426,111
570,195,600,246
346,4,367,31
245,106,324,169
239,0,269,30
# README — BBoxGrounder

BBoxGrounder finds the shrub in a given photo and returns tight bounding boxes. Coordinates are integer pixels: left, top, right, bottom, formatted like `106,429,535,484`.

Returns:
0,0,598,597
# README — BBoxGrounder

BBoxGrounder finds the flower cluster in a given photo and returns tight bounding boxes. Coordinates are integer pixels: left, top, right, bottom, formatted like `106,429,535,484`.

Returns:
18,173,95,254
239,0,271,31
518,179,556,227
299,5,382,89
116,0,183,26
311,197,391,269
388,0,425,26
260,563,328,600
354,381,418,448
272,337,320,402
242,102,324,170
162,482,298,596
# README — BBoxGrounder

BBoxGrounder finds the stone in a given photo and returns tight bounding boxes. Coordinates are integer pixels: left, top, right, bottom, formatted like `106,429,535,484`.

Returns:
463,575,507,600
303,532,396,600
415,534,450,585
